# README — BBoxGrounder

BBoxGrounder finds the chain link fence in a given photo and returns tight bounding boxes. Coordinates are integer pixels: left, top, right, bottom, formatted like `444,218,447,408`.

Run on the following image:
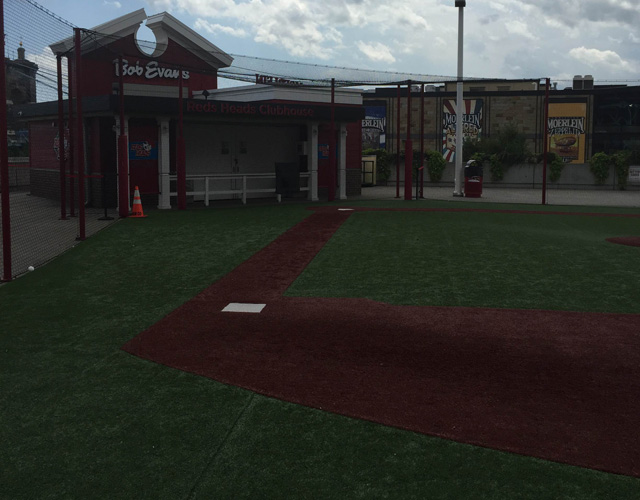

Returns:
1,0,122,280
2,0,638,280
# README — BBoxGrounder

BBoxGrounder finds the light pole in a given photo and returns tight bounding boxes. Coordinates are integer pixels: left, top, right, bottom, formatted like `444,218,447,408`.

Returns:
453,0,465,196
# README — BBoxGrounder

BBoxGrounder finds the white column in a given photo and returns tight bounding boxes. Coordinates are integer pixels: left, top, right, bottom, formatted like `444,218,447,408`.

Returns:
308,122,319,201
115,115,131,211
157,117,171,209
338,123,347,200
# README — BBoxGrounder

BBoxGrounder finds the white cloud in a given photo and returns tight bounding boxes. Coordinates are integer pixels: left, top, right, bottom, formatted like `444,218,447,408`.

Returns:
568,46,632,71
505,20,536,40
194,19,247,37
356,41,396,64
103,1,122,8
126,0,640,80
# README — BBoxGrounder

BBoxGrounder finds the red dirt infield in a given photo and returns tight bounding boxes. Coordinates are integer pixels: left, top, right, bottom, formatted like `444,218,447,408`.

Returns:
123,206,640,477
607,236,640,247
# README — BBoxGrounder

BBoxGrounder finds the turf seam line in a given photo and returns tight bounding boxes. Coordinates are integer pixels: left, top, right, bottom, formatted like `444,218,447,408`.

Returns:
185,392,256,500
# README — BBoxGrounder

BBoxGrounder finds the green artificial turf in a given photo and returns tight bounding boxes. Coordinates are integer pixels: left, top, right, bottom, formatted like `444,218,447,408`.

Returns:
2,203,639,499
287,209,640,313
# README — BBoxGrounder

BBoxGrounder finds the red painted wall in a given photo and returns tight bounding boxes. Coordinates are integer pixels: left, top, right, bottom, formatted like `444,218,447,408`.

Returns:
30,121,59,170
317,122,362,188
128,118,159,194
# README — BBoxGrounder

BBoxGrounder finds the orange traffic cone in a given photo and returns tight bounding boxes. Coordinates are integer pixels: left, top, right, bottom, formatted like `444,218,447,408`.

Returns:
130,186,147,218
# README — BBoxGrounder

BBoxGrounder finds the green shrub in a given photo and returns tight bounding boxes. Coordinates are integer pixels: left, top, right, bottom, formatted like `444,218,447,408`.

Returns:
410,150,447,183
469,152,503,181
612,151,632,190
464,124,530,181
589,152,611,185
423,150,447,182
546,152,565,183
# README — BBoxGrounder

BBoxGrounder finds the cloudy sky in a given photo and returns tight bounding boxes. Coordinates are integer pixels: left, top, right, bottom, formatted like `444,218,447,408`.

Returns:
42,0,640,87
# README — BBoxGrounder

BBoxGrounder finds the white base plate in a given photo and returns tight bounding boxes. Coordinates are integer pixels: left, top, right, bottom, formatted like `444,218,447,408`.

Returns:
222,303,266,313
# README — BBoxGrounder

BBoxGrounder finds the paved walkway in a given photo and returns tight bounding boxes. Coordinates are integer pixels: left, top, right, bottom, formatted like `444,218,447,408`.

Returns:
352,185,640,209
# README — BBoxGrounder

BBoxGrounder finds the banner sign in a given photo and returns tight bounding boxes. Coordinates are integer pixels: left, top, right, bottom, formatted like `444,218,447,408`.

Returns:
362,105,386,149
318,144,330,159
129,141,158,160
442,99,483,162
548,103,587,163
628,166,640,184
185,99,364,122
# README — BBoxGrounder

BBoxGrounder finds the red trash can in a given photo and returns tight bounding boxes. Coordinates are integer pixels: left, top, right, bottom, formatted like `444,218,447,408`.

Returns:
464,160,483,198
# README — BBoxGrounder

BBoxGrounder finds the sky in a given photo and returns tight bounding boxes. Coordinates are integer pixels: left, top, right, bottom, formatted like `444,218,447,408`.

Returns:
35,0,640,87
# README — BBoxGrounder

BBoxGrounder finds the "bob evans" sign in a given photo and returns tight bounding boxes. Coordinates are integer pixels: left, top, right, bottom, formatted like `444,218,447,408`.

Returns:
113,59,190,80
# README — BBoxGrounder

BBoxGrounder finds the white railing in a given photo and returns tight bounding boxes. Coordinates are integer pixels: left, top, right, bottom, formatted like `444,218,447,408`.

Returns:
168,172,310,206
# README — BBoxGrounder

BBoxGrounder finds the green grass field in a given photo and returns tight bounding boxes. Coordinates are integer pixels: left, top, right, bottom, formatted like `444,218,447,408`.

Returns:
2,201,639,499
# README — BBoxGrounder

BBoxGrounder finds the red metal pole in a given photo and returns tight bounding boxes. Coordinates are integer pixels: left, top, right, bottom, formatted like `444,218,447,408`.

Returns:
74,28,86,240
57,54,67,220
542,78,550,205
1,0,12,281
67,56,75,217
396,84,400,198
420,83,425,198
329,79,337,201
404,82,413,200
117,55,129,218
177,70,186,210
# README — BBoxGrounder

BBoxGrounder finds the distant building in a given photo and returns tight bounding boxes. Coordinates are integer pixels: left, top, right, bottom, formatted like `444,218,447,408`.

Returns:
363,78,640,165
5,42,38,162
5,42,39,106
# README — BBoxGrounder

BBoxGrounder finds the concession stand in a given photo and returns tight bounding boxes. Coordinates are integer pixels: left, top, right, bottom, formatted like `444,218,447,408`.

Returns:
17,9,364,215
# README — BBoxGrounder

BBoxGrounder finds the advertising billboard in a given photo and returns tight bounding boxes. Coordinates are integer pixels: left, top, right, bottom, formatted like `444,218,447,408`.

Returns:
548,102,587,163
442,99,483,162
362,105,387,150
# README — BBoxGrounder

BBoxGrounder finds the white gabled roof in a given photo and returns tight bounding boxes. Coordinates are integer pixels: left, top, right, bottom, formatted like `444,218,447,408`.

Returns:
145,12,233,69
48,9,233,70
50,9,147,54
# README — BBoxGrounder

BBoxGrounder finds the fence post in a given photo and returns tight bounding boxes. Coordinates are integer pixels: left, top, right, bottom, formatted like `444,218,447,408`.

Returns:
0,0,12,281
396,84,400,198
328,78,336,202
542,78,550,205
420,83,425,198
117,55,129,218
177,71,186,209
67,56,75,217
57,54,67,220
404,81,413,201
74,28,86,240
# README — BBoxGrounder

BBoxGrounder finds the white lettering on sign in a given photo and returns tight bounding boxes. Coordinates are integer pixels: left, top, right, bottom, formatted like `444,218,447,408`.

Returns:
113,59,190,80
